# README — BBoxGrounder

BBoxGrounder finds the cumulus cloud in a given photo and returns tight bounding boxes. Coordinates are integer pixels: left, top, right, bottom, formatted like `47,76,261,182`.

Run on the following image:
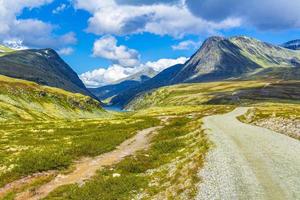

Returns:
93,35,140,67
74,0,240,38
185,0,300,30
2,39,28,50
58,47,74,55
141,57,188,71
52,3,67,14
172,40,201,50
0,0,77,49
80,56,188,87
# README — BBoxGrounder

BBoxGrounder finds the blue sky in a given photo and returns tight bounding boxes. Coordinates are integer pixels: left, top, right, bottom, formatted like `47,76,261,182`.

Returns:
1,0,300,87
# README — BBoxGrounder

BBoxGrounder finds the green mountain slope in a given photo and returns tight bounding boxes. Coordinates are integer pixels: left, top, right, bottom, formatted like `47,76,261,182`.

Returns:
230,36,300,68
126,80,300,110
0,75,105,121
112,36,300,108
0,47,97,99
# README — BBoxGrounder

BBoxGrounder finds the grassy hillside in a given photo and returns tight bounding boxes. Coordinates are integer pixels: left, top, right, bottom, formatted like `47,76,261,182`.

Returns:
0,75,104,121
125,80,300,110
0,45,14,57
230,36,300,68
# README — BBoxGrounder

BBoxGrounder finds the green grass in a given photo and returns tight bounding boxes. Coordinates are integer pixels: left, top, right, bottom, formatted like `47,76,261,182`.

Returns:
239,103,300,122
0,75,105,121
126,81,268,110
45,106,233,200
0,115,160,188
0,46,14,57
126,80,300,110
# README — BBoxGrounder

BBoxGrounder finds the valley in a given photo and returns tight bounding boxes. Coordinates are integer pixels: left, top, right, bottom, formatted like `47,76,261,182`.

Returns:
0,35,299,200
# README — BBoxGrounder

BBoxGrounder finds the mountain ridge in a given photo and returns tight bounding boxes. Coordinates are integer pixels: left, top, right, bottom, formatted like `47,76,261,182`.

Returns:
0,47,97,100
111,36,300,108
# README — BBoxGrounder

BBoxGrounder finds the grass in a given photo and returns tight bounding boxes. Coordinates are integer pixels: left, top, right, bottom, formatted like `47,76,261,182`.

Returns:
238,103,300,140
239,103,300,122
0,75,105,121
45,106,233,200
126,80,300,110
0,46,14,57
0,115,160,188
126,81,267,110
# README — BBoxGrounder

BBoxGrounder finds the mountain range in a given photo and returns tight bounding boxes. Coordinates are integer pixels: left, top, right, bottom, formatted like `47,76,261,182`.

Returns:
105,36,300,108
0,36,299,110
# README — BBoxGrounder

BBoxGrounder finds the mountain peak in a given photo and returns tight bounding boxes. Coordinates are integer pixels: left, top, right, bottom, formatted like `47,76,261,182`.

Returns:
0,47,97,100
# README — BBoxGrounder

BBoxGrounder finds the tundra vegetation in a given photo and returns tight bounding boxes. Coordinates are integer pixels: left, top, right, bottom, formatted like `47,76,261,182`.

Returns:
0,74,299,199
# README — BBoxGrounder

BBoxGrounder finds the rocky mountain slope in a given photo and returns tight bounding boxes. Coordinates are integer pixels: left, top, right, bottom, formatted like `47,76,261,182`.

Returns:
0,46,96,99
111,36,300,108
282,39,300,50
0,75,105,121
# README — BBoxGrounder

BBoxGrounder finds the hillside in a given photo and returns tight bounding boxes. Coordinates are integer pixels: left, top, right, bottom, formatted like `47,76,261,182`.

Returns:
0,47,96,99
111,64,184,107
89,68,156,101
111,36,300,108
0,75,105,121
126,80,300,110
89,80,141,101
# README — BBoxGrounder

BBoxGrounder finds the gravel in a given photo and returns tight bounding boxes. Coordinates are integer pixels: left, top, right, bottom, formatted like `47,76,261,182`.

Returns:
197,107,300,200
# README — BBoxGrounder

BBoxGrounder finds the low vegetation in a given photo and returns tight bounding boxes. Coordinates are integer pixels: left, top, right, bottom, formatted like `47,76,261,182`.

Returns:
0,46,14,57
45,106,233,200
126,81,267,110
0,115,160,190
0,75,105,121
126,80,300,110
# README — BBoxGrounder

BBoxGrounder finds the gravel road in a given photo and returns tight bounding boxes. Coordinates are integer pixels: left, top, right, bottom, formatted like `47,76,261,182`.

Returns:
197,107,300,200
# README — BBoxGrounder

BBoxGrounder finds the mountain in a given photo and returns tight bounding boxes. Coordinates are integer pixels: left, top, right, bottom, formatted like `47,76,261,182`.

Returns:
89,80,141,101
0,47,97,99
0,75,105,121
110,64,184,107
111,36,300,108
89,67,157,101
282,39,300,50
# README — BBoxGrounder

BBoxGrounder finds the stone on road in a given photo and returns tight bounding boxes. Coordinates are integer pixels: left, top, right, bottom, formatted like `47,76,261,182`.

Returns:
197,107,300,200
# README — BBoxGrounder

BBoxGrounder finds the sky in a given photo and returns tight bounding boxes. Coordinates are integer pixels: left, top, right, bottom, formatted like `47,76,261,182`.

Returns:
0,0,300,87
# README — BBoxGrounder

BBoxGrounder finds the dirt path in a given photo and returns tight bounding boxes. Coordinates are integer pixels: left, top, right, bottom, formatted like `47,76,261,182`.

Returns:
15,126,162,200
197,107,300,200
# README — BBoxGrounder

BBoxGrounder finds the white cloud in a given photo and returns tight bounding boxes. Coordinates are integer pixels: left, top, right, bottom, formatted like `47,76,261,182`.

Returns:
80,56,188,87
2,39,28,50
0,0,77,49
80,64,137,87
74,0,240,38
93,35,140,67
58,47,74,55
186,0,300,30
52,3,67,14
172,40,202,50
142,57,188,71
